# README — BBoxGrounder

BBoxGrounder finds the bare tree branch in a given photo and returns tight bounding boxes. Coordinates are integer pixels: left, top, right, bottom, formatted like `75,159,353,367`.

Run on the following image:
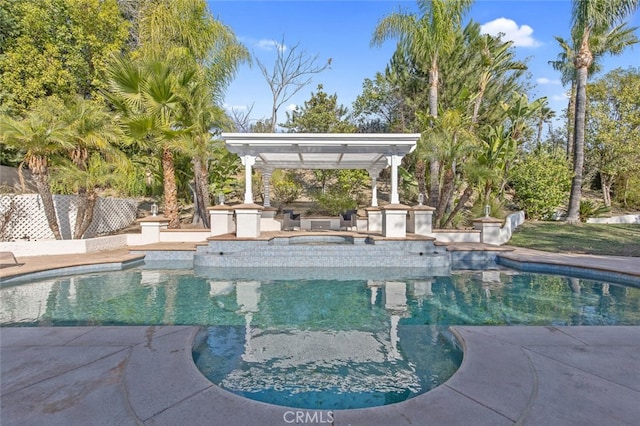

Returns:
255,37,331,131
228,103,255,132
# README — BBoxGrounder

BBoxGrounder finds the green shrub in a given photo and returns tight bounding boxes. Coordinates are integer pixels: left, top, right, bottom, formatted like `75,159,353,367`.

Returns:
272,170,303,205
315,189,357,215
579,200,611,222
510,151,572,220
616,174,640,209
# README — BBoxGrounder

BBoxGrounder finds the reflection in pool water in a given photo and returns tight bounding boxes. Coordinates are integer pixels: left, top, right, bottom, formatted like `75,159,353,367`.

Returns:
1,269,639,409
193,279,461,409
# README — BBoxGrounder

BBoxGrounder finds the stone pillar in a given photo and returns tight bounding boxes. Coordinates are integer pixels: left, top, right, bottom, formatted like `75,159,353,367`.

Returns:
382,204,409,238
473,216,504,245
138,216,170,244
261,167,273,208
366,207,382,232
234,204,263,238
208,205,235,236
410,205,435,236
241,155,256,204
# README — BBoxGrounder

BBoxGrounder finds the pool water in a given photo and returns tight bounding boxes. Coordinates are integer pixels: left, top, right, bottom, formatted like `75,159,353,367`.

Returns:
1,268,639,410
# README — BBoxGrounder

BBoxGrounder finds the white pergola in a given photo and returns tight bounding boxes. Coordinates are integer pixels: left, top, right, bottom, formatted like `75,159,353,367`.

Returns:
221,133,420,207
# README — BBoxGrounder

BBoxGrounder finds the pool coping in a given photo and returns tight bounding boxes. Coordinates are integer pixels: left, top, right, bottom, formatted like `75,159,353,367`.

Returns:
2,325,639,425
1,244,639,287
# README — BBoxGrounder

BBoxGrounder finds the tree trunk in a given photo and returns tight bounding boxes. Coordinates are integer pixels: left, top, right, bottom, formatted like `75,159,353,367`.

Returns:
162,146,180,229
428,58,439,119
415,159,426,196
472,79,487,125
427,58,441,211
443,185,474,229
33,171,62,240
566,80,576,159
601,173,612,208
566,39,592,224
192,156,210,228
76,190,98,239
435,167,455,228
73,188,88,239
428,159,441,209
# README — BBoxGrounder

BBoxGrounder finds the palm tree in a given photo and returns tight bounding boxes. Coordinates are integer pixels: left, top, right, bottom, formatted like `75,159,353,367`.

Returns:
372,0,473,207
566,0,639,224
550,25,637,158
0,99,73,239
536,105,556,148
137,0,249,224
106,56,186,228
470,31,527,125
418,108,477,227
63,96,126,238
178,71,233,227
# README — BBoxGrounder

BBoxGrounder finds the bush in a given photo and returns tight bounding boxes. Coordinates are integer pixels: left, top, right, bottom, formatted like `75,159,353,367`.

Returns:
315,189,358,215
510,151,572,220
272,170,303,205
616,174,640,209
579,200,610,222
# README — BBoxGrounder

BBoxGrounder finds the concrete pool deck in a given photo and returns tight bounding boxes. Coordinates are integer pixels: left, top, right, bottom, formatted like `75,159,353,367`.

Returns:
1,245,640,425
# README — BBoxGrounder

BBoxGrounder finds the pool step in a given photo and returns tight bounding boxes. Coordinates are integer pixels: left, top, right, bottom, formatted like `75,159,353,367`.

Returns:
193,237,451,271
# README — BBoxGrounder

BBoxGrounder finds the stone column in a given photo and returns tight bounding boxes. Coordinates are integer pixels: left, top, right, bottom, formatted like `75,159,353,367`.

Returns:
241,155,256,204
472,216,504,245
234,204,263,238
366,207,382,232
410,205,435,236
138,216,170,244
208,205,235,236
261,167,273,208
382,204,409,238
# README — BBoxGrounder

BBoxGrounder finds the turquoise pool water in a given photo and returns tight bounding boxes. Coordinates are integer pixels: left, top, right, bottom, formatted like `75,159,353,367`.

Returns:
1,268,639,409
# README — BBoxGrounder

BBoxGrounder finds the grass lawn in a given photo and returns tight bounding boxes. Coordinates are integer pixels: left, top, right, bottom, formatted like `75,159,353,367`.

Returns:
508,222,640,257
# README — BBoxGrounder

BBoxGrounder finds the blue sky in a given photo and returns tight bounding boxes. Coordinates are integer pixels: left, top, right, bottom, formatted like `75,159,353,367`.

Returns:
208,0,640,130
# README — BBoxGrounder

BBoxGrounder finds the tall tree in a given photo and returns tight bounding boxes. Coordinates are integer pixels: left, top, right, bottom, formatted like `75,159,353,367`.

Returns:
0,0,129,115
105,56,187,228
62,97,126,239
0,99,73,239
282,84,355,133
352,72,407,133
586,67,640,207
566,0,639,224
135,0,249,226
372,0,473,207
550,25,638,158
256,38,331,132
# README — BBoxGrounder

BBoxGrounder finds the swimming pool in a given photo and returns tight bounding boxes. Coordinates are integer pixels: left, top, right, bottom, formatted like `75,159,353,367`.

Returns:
1,267,639,410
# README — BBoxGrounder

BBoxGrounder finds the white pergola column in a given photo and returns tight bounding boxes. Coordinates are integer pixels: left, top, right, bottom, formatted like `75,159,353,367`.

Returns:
386,155,403,204
241,155,256,204
261,167,273,207
367,169,379,207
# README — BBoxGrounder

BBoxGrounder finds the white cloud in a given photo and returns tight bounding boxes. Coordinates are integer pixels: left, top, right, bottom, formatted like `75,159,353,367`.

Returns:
480,18,541,47
286,103,297,111
552,93,569,101
537,77,561,85
224,104,248,112
256,39,287,52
